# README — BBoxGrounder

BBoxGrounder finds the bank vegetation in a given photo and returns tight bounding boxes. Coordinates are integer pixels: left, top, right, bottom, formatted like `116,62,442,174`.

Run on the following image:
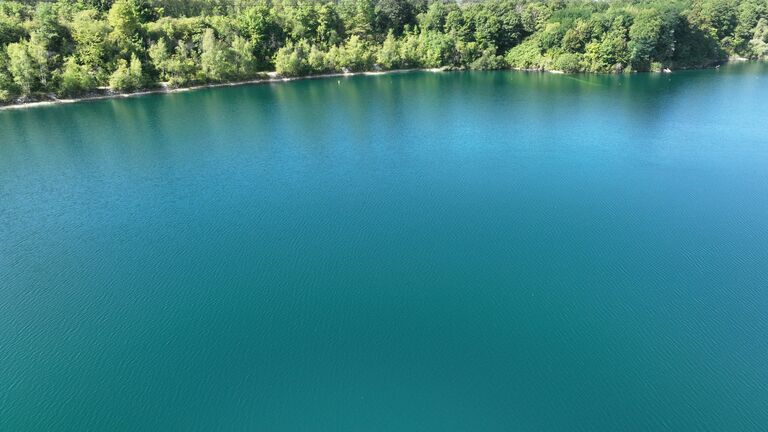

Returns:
1,0,767,104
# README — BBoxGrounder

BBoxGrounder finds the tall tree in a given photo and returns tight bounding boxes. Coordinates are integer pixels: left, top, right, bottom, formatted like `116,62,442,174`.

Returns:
629,9,663,71
200,28,233,81
5,38,47,95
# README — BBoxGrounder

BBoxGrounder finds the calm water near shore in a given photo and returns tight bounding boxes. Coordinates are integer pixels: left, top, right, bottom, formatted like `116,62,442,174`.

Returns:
2,63,768,431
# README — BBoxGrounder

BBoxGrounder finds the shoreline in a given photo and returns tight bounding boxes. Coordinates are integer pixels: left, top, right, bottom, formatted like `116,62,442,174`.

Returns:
0,60,752,111
0,68,431,111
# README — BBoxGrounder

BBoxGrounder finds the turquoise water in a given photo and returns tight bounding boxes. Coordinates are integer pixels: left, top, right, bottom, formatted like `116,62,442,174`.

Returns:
2,63,768,431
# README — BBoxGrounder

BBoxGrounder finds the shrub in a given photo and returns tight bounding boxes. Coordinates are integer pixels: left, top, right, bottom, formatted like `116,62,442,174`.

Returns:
109,54,143,91
470,46,507,70
552,52,583,72
506,37,549,70
274,40,311,76
59,57,95,96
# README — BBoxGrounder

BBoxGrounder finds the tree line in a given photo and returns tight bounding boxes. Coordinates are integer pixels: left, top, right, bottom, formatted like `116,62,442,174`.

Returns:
1,0,767,102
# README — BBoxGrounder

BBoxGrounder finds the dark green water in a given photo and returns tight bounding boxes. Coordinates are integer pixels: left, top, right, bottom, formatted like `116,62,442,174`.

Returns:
2,63,768,431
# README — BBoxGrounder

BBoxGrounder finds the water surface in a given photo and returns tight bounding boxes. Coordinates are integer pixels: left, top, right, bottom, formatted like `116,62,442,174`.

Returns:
2,63,768,431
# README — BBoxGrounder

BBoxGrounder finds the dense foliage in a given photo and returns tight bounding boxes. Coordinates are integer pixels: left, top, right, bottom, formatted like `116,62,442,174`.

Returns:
1,0,766,102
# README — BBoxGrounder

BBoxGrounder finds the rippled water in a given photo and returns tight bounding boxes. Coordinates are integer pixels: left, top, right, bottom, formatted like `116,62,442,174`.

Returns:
2,63,768,431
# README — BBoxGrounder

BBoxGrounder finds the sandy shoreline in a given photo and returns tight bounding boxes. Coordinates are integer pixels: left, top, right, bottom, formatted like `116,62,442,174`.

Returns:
1,60,747,111
0,68,435,111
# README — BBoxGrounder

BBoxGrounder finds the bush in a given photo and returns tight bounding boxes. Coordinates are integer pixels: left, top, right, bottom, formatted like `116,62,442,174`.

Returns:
506,37,549,70
109,59,132,90
0,52,17,102
749,19,768,59
274,40,311,76
469,46,507,70
552,52,582,73
399,33,422,68
109,53,143,91
334,35,375,72
59,57,95,96
308,45,330,73
417,31,455,68
377,31,401,69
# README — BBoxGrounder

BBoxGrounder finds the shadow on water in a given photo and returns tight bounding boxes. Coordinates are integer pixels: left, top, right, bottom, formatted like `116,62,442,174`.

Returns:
1,62,765,174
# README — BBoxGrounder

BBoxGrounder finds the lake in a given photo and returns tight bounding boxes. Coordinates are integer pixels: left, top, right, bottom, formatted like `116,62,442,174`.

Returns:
1,63,767,431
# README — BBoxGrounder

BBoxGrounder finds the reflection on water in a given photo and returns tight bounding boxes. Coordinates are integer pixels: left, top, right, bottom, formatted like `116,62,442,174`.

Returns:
3,62,765,167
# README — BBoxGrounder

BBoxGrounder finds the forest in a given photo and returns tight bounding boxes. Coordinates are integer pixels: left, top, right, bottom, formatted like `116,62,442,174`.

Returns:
1,0,767,103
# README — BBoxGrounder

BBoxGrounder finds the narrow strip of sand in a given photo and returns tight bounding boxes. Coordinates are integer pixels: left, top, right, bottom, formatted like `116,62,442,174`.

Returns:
0,68,429,111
